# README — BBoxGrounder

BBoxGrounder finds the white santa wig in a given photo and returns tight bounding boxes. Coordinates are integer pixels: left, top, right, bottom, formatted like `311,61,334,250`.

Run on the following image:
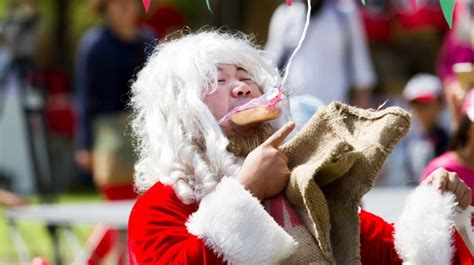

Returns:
130,30,288,204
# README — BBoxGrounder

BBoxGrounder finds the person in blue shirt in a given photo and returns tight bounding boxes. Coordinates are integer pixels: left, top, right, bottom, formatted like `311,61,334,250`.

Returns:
74,0,155,264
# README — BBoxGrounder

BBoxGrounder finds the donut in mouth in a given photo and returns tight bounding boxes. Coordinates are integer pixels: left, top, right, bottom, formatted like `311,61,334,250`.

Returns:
230,106,281,126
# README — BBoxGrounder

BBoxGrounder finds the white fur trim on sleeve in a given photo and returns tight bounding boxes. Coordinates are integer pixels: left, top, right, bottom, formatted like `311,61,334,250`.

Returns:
454,206,474,255
394,185,459,265
186,177,297,265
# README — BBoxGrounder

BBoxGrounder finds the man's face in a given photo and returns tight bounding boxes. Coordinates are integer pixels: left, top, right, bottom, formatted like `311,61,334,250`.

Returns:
204,64,274,157
204,64,262,121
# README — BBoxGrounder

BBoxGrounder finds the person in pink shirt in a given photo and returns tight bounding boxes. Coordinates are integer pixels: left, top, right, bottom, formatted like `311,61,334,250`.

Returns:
436,1,474,129
422,89,474,211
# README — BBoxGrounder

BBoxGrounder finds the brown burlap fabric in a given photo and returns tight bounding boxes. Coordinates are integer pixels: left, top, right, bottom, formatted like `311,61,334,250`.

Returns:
280,102,410,264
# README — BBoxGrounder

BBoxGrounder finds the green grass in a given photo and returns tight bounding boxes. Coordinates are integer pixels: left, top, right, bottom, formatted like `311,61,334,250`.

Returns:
0,192,101,264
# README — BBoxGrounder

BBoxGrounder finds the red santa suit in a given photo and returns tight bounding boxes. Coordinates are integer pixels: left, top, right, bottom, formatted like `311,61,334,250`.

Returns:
128,177,473,264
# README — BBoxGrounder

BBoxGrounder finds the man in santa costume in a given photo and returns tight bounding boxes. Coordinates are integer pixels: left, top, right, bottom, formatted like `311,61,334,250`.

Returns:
128,31,474,264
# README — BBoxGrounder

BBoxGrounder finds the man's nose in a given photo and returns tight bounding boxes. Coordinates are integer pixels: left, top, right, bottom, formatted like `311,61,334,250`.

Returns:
231,83,253,97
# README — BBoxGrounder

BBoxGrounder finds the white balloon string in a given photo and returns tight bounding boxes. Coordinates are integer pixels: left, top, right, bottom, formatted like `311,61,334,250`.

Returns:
281,0,312,87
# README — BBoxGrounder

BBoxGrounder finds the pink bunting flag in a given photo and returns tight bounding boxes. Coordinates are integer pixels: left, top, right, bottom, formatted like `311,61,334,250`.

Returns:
286,0,292,6
409,0,416,10
142,0,151,13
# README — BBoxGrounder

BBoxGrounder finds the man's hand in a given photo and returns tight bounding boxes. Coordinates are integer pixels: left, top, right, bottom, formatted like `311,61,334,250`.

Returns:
422,168,472,209
236,121,295,200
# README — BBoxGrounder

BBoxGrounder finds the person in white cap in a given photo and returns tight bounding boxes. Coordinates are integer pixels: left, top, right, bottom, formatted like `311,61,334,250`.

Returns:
402,73,449,181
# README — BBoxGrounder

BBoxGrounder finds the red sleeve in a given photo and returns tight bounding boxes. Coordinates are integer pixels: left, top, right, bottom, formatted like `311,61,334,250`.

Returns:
359,210,402,265
360,209,474,265
453,229,474,265
128,182,225,265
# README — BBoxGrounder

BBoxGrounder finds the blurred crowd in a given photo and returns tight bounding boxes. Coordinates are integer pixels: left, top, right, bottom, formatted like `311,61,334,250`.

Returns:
0,0,472,263
266,0,474,188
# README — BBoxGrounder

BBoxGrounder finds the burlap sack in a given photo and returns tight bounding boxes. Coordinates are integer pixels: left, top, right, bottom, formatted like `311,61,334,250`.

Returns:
280,102,410,264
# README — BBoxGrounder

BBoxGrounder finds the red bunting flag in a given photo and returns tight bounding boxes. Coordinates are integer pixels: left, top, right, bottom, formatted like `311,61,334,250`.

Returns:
409,0,416,10
286,0,292,6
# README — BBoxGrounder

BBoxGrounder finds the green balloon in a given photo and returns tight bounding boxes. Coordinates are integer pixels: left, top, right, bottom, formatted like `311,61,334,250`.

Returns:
440,0,455,28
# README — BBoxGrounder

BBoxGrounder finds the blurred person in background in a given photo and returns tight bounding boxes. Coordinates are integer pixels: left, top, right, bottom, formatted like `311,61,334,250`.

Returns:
378,73,448,186
437,0,474,129
422,89,474,224
2,0,40,80
358,0,449,101
265,0,376,108
289,95,325,130
0,30,12,85
402,74,448,182
74,0,155,264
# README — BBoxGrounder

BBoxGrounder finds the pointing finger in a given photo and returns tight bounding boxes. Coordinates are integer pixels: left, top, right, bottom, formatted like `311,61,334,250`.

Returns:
263,121,295,148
